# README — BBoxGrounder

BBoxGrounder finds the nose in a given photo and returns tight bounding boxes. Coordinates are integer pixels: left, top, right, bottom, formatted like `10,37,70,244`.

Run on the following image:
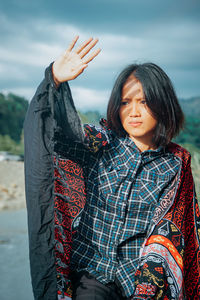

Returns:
129,102,141,117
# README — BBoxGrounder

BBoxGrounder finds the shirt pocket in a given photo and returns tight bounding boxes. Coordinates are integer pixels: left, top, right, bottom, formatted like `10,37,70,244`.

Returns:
138,171,171,206
97,165,119,196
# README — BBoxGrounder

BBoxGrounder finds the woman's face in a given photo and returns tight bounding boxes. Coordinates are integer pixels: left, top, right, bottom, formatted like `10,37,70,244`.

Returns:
119,74,158,151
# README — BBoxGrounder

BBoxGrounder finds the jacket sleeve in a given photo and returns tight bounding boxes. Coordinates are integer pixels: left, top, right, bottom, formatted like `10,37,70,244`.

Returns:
24,63,85,300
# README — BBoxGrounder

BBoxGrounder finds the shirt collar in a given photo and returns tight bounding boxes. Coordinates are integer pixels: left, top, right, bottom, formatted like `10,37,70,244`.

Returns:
118,135,165,156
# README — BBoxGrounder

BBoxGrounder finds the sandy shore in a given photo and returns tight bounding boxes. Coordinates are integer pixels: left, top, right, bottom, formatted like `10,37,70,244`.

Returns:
0,161,26,211
0,158,199,211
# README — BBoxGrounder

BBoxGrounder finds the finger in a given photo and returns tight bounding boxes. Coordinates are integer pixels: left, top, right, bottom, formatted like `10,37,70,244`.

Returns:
83,48,101,64
79,38,99,58
75,37,93,54
66,36,79,52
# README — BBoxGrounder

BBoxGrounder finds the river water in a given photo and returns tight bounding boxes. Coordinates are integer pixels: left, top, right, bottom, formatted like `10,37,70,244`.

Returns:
0,209,34,300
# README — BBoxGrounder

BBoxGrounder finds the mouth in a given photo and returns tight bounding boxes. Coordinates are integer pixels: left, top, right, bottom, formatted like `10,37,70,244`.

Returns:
128,121,142,127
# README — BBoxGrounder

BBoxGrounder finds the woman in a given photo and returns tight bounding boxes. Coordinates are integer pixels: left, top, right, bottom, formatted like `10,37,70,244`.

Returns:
24,37,200,300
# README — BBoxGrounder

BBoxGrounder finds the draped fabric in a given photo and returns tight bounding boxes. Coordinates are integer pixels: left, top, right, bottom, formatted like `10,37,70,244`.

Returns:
24,65,200,300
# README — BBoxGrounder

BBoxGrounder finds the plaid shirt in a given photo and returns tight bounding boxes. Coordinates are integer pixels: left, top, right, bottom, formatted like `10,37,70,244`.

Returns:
55,124,181,297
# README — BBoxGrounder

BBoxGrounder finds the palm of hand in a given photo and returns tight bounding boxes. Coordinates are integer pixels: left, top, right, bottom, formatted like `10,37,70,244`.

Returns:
53,36,101,83
54,51,85,82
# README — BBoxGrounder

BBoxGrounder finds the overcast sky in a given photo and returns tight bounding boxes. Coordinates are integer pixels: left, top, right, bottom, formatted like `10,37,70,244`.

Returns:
1,0,200,112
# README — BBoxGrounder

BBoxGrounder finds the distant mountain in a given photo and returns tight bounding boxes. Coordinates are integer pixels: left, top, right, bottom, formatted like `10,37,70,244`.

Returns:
179,96,200,116
78,110,104,125
0,91,200,153
0,93,28,143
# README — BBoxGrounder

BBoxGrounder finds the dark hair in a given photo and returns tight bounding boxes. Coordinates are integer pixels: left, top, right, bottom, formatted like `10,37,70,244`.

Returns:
107,63,184,148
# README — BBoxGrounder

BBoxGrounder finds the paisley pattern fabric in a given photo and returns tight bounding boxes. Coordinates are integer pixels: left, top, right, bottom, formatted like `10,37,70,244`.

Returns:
54,157,86,299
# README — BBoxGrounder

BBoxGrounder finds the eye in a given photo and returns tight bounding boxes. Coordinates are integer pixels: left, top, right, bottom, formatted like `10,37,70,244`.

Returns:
121,99,129,106
140,99,146,104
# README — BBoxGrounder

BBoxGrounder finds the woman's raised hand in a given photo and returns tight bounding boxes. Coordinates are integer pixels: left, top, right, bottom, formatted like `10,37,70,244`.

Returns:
52,36,101,85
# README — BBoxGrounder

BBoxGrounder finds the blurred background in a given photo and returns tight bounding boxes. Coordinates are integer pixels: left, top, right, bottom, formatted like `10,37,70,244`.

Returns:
0,0,200,299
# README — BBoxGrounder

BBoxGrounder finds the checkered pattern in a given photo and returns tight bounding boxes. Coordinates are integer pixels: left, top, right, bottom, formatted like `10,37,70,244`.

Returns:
54,125,181,297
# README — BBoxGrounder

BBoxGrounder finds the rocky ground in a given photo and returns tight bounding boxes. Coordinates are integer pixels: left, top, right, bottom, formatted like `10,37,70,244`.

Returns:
0,158,199,211
0,161,26,211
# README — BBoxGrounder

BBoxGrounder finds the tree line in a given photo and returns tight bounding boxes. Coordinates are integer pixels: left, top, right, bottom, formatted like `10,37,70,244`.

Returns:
0,92,200,155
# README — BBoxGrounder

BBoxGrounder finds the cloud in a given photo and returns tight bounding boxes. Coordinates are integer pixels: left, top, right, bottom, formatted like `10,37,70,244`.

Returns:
71,86,110,112
2,87,36,100
2,12,199,70
0,9,200,107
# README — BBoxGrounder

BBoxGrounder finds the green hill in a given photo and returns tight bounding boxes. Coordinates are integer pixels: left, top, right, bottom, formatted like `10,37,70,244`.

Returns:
0,92,199,202
180,96,200,117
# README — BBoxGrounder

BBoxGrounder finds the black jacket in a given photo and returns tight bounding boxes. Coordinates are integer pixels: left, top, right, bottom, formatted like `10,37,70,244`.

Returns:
24,63,84,299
